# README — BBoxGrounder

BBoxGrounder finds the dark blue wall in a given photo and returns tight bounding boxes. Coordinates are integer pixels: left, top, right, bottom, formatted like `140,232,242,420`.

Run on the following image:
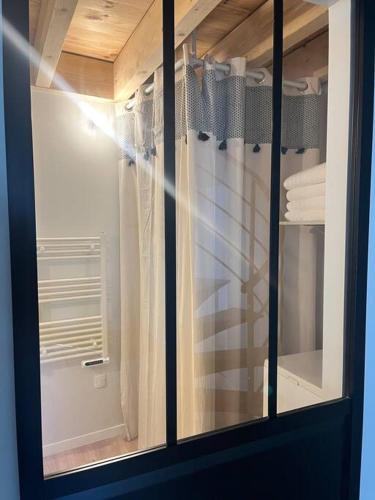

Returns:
360,84,375,500
0,3,20,498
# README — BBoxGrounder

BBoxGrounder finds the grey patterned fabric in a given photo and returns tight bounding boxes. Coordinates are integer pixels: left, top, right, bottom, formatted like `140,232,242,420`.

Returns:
117,95,155,163
245,86,273,145
117,112,135,163
281,94,323,150
135,99,153,153
118,63,324,155
176,65,323,149
176,67,248,142
152,81,164,146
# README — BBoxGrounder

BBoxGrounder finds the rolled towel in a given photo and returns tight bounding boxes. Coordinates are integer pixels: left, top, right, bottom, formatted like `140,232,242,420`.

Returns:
287,195,325,212
284,163,325,191
286,182,325,202
285,209,325,223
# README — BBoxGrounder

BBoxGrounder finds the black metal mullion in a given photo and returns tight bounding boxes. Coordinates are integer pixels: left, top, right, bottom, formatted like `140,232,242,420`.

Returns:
3,0,45,497
163,0,177,446
268,0,283,419
344,0,375,498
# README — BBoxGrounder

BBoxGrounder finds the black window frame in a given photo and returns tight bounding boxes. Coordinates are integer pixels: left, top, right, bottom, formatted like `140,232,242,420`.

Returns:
3,0,374,499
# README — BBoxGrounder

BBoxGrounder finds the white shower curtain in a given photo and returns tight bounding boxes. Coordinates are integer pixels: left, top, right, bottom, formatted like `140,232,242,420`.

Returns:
117,44,325,445
118,70,165,449
175,46,272,435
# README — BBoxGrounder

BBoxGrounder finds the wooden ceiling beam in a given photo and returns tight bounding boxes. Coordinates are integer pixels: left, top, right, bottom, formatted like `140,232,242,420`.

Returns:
282,30,328,81
52,52,114,100
114,0,222,101
33,0,78,87
206,0,328,68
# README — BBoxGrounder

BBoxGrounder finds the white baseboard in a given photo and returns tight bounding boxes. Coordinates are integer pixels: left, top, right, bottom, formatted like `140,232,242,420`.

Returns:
43,423,125,457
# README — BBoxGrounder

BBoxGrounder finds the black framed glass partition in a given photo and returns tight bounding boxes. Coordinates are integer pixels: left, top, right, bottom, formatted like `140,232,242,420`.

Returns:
31,1,167,475
3,0,375,498
175,0,275,439
276,0,350,414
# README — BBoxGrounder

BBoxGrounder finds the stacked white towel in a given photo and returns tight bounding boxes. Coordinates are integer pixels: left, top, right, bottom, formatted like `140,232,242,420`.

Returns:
283,163,325,223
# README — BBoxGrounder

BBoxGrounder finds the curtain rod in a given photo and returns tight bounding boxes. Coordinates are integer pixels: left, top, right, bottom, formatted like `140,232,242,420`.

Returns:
125,57,309,111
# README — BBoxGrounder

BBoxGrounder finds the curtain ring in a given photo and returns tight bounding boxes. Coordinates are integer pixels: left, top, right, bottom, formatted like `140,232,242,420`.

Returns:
298,81,309,93
254,71,266,85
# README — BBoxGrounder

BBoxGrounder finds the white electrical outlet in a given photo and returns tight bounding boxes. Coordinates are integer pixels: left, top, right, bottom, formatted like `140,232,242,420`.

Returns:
94,373,107,389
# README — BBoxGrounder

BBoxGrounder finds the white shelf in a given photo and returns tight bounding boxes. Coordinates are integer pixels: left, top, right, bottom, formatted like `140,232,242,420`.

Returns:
279,221,325,226
263,350,324,415
278,350,322,389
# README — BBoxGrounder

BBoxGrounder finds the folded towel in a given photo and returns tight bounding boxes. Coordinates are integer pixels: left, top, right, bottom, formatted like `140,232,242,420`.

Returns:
285,209,325,223
286,182,325,202
284,163,326,191
287,196,325,212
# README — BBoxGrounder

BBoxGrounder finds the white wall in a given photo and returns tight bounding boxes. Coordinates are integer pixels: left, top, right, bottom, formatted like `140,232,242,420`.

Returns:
31,87,123,453
0,7,20,498
322,0,351,398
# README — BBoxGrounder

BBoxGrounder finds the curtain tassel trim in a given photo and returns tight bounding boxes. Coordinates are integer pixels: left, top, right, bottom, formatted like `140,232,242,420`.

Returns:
219,139,227,151
280,146,306,155
198,131,210,141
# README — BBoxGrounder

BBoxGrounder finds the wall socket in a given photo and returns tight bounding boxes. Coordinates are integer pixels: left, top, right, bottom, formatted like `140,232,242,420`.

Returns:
94,373,107,389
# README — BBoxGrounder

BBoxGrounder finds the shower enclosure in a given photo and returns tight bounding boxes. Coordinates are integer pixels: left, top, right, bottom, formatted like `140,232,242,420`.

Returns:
4,0,374,498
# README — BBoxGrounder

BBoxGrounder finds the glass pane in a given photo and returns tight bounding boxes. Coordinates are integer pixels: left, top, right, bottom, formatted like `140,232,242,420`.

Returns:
176,1,273,439
278,0,350,412
29,1,165,475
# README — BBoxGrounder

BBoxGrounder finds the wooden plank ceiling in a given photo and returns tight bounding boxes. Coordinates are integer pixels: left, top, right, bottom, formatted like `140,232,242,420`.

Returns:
29,0,328,100
29,0,154,61
29,0,265,62
63,0,154,61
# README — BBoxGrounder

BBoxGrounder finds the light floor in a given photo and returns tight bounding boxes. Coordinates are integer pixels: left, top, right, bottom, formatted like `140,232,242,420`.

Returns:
43,436,138,476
